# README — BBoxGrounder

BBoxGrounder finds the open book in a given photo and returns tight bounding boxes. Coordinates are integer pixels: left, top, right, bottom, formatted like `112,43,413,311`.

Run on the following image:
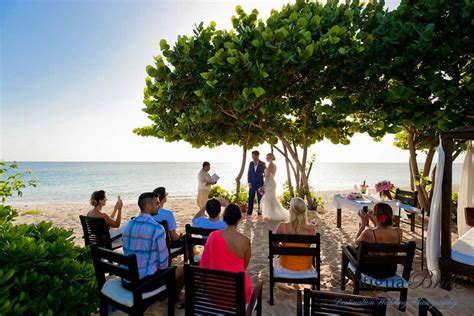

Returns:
211,173,220,182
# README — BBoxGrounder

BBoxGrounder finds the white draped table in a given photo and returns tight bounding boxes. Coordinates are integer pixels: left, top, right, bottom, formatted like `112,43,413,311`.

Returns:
332,194,406,228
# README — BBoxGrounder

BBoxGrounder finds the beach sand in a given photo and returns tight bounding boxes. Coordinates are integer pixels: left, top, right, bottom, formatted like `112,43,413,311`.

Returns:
14,190,474,315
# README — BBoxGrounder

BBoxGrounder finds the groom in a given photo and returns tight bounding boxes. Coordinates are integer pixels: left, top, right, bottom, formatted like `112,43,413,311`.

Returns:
247,150,266,217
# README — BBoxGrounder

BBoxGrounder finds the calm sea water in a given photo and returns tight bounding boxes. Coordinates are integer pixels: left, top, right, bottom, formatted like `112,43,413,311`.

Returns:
7,162,462,204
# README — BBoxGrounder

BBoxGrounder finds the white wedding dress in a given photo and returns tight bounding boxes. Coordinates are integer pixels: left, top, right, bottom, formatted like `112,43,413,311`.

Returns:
260,168,289,221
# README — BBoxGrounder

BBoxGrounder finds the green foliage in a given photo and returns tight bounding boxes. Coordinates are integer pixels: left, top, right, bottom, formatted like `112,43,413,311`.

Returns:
0,164,98,315
231,185,249,205
208,185,233,201
0,161,38,203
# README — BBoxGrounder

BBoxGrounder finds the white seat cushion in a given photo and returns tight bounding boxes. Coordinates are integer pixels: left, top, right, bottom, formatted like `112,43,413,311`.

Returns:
452,228,474,266
101,277,166,307
272,259,318,279
348,262,408,288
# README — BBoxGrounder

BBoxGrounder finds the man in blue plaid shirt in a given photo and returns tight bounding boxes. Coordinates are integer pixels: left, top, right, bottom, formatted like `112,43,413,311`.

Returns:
122,192,184,298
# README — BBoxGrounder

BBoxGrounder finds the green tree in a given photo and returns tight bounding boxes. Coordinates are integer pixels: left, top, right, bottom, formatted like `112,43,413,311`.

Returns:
349,0,474,211
135,0,383,208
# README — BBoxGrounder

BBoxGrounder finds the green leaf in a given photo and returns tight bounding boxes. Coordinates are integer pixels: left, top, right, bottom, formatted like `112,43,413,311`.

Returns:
251,39,261,47
227,57,237,65
159,39,169,50
311,15,321,26
146,66,158,77
297,17,307,28
338,47,347,55
252,87,266,97
329,25,341,35
329,36,340,44
194,90,203,97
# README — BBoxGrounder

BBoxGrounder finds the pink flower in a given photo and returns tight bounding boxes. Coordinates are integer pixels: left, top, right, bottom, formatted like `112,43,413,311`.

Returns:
375,180,394,193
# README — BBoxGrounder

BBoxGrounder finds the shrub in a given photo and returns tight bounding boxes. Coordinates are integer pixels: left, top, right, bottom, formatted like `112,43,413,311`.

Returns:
231,185,249,205
208,185,233,201
0,162,98,315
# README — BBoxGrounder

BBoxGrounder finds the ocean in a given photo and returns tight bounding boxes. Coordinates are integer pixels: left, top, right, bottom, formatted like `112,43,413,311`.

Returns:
6,161,462,204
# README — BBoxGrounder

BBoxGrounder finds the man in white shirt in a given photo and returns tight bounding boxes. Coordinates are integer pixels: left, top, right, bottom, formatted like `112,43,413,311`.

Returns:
197,161,216,208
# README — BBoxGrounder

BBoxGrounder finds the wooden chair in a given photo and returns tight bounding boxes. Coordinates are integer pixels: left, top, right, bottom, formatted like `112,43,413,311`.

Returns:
341,241,416,312
418,298,443,316
90,246,176,316
394,189,425,269
157,220,184,265
79,215,122,250
184,264,262,316
268,230,321,306
184,224,217,265
465,207,474,226
296,288,387,316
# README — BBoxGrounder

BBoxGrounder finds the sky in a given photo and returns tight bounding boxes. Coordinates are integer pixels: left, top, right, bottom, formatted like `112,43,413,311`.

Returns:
0,0,436,163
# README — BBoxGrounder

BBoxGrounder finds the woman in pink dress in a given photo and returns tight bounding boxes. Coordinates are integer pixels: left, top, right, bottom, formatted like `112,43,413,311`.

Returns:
199,203,252,304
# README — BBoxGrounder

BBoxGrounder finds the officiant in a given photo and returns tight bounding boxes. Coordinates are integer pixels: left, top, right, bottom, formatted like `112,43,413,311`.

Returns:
197,161,217,208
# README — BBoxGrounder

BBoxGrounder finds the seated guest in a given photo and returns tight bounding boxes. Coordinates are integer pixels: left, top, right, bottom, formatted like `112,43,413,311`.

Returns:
122,192,184,298
152,187,181,242
199,203,252,304
192,198,227,230
346,202,403,279
275,197,316,271
87,190,123,239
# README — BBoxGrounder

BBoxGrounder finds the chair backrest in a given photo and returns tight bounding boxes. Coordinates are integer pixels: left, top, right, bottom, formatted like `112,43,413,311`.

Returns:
357,241,416,280
298,288,387,315
79,215,112,249
268,230,321,270
185,224,218,265
90,246,140,289
184,264,246,315
157,220,171,245
465,207,474,226
395,189,418,207
418,298,443,316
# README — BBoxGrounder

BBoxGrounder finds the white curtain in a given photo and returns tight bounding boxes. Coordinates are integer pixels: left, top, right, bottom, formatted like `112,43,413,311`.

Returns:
426,139,445,282
457,143,474,237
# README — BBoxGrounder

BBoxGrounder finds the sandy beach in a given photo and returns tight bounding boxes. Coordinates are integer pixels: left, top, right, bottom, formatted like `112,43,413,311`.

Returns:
14,190,474,315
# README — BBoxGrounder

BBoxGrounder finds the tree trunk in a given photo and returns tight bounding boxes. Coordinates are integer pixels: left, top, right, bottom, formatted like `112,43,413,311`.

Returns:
279,136,314,209
409,158,415,191
235,144,248,197
283,144,295,197
405,128,430,211
423,146,436,178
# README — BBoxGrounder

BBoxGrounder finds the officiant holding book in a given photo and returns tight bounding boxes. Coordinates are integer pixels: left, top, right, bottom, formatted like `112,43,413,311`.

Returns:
197,161,218,208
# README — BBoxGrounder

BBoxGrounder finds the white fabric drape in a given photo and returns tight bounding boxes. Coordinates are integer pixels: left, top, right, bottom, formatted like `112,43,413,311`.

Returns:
457,143,474,237
426,140,445,282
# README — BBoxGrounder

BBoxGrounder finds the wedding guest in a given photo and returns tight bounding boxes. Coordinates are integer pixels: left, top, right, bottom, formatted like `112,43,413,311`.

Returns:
199,203,252,304
192,198,227,230
87,190,123,239
275,197,316,271
122,192,184,299
197,161,216,208
344,202,402,279
152,187,181,242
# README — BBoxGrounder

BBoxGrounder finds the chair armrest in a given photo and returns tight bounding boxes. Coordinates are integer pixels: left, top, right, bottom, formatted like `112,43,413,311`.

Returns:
136,266,177,292
246,280,263,315
342,246,358,267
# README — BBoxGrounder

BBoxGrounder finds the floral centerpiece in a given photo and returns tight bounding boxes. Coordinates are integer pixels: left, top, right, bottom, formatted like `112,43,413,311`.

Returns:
375,180,395,200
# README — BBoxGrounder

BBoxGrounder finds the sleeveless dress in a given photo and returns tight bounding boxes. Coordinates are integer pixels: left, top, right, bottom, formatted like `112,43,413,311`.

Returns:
260,169,289,221
199,231,252,304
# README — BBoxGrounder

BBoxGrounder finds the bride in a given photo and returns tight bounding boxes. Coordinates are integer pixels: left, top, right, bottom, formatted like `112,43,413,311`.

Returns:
259,153,289,221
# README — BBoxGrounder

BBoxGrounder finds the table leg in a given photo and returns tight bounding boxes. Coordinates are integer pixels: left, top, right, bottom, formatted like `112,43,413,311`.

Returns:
337,208,341,228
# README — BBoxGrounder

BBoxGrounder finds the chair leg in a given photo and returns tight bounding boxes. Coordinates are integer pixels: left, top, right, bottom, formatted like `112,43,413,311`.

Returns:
269,281,274,306
257,286,262,316
399,289,408,312
353,278,360,295
341,251,347,291
168,277,176,316
410,215,416,232
99,297,108,316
